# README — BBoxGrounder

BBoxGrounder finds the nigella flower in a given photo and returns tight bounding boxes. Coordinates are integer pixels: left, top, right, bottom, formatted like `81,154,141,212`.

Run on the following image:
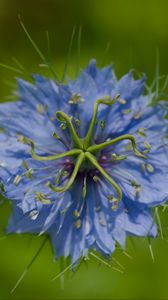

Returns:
0,59,168,264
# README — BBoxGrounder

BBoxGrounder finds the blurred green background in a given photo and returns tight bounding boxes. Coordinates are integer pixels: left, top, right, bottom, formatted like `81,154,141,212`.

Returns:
0,0,168,299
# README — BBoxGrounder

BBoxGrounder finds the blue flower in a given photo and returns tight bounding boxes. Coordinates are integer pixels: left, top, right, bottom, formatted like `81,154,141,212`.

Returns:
0,59,168,263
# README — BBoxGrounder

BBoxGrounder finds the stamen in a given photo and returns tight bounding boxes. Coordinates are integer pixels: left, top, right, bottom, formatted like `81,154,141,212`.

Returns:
29,210,39,220
82,175,87,199
93,175,99,182
100,119,105,130
75,119,80,127
35,191,51,204
17,135,31,145
60,123,66,131
141,163,154,173
13,175,22,185
130,180,141,197
22,160,29,170
87,134,146,159
107,194,119,210
85,152,122,202
111,199,119,211
142,141,152,154
37,104,48,114
73,210,81,218
133,110,142,120
137,127,147,137
68,93,84,104
118,98,127,105
52,132,60,140
54,169,68,185
111,153,127,161
74,219,82,229
146,163,154,173
52,132,70,150
18,136,64,156
56,111,83,149
46,152,85,193
122,108,131,115
24,168,34,179
107,194,115,202
144,141,151,150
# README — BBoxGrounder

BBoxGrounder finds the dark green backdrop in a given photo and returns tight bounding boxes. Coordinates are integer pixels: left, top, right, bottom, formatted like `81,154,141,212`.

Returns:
0,0,168,299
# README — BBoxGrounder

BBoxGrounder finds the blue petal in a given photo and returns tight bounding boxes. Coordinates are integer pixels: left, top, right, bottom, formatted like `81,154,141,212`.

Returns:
109,141,168,205
0,133,28,179
84,59,97,78
96,98,168,206
121,198,157,237
93,177,157,240
112,70,146,100
94,74,147,140
85,59,116,94
68,71,98,137
7,202,49,234
32,74,71,112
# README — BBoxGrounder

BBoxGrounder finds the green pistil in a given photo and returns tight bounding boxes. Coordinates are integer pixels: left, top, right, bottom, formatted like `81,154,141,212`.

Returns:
55,111,83,149
26,95,147,205
85,152,122,202
87,134,146,159
46,152,85,193
30,142,82,161
83,95,119,150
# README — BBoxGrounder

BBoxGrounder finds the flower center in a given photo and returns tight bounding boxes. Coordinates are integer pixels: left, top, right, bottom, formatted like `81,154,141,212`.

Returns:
27,95,146,204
